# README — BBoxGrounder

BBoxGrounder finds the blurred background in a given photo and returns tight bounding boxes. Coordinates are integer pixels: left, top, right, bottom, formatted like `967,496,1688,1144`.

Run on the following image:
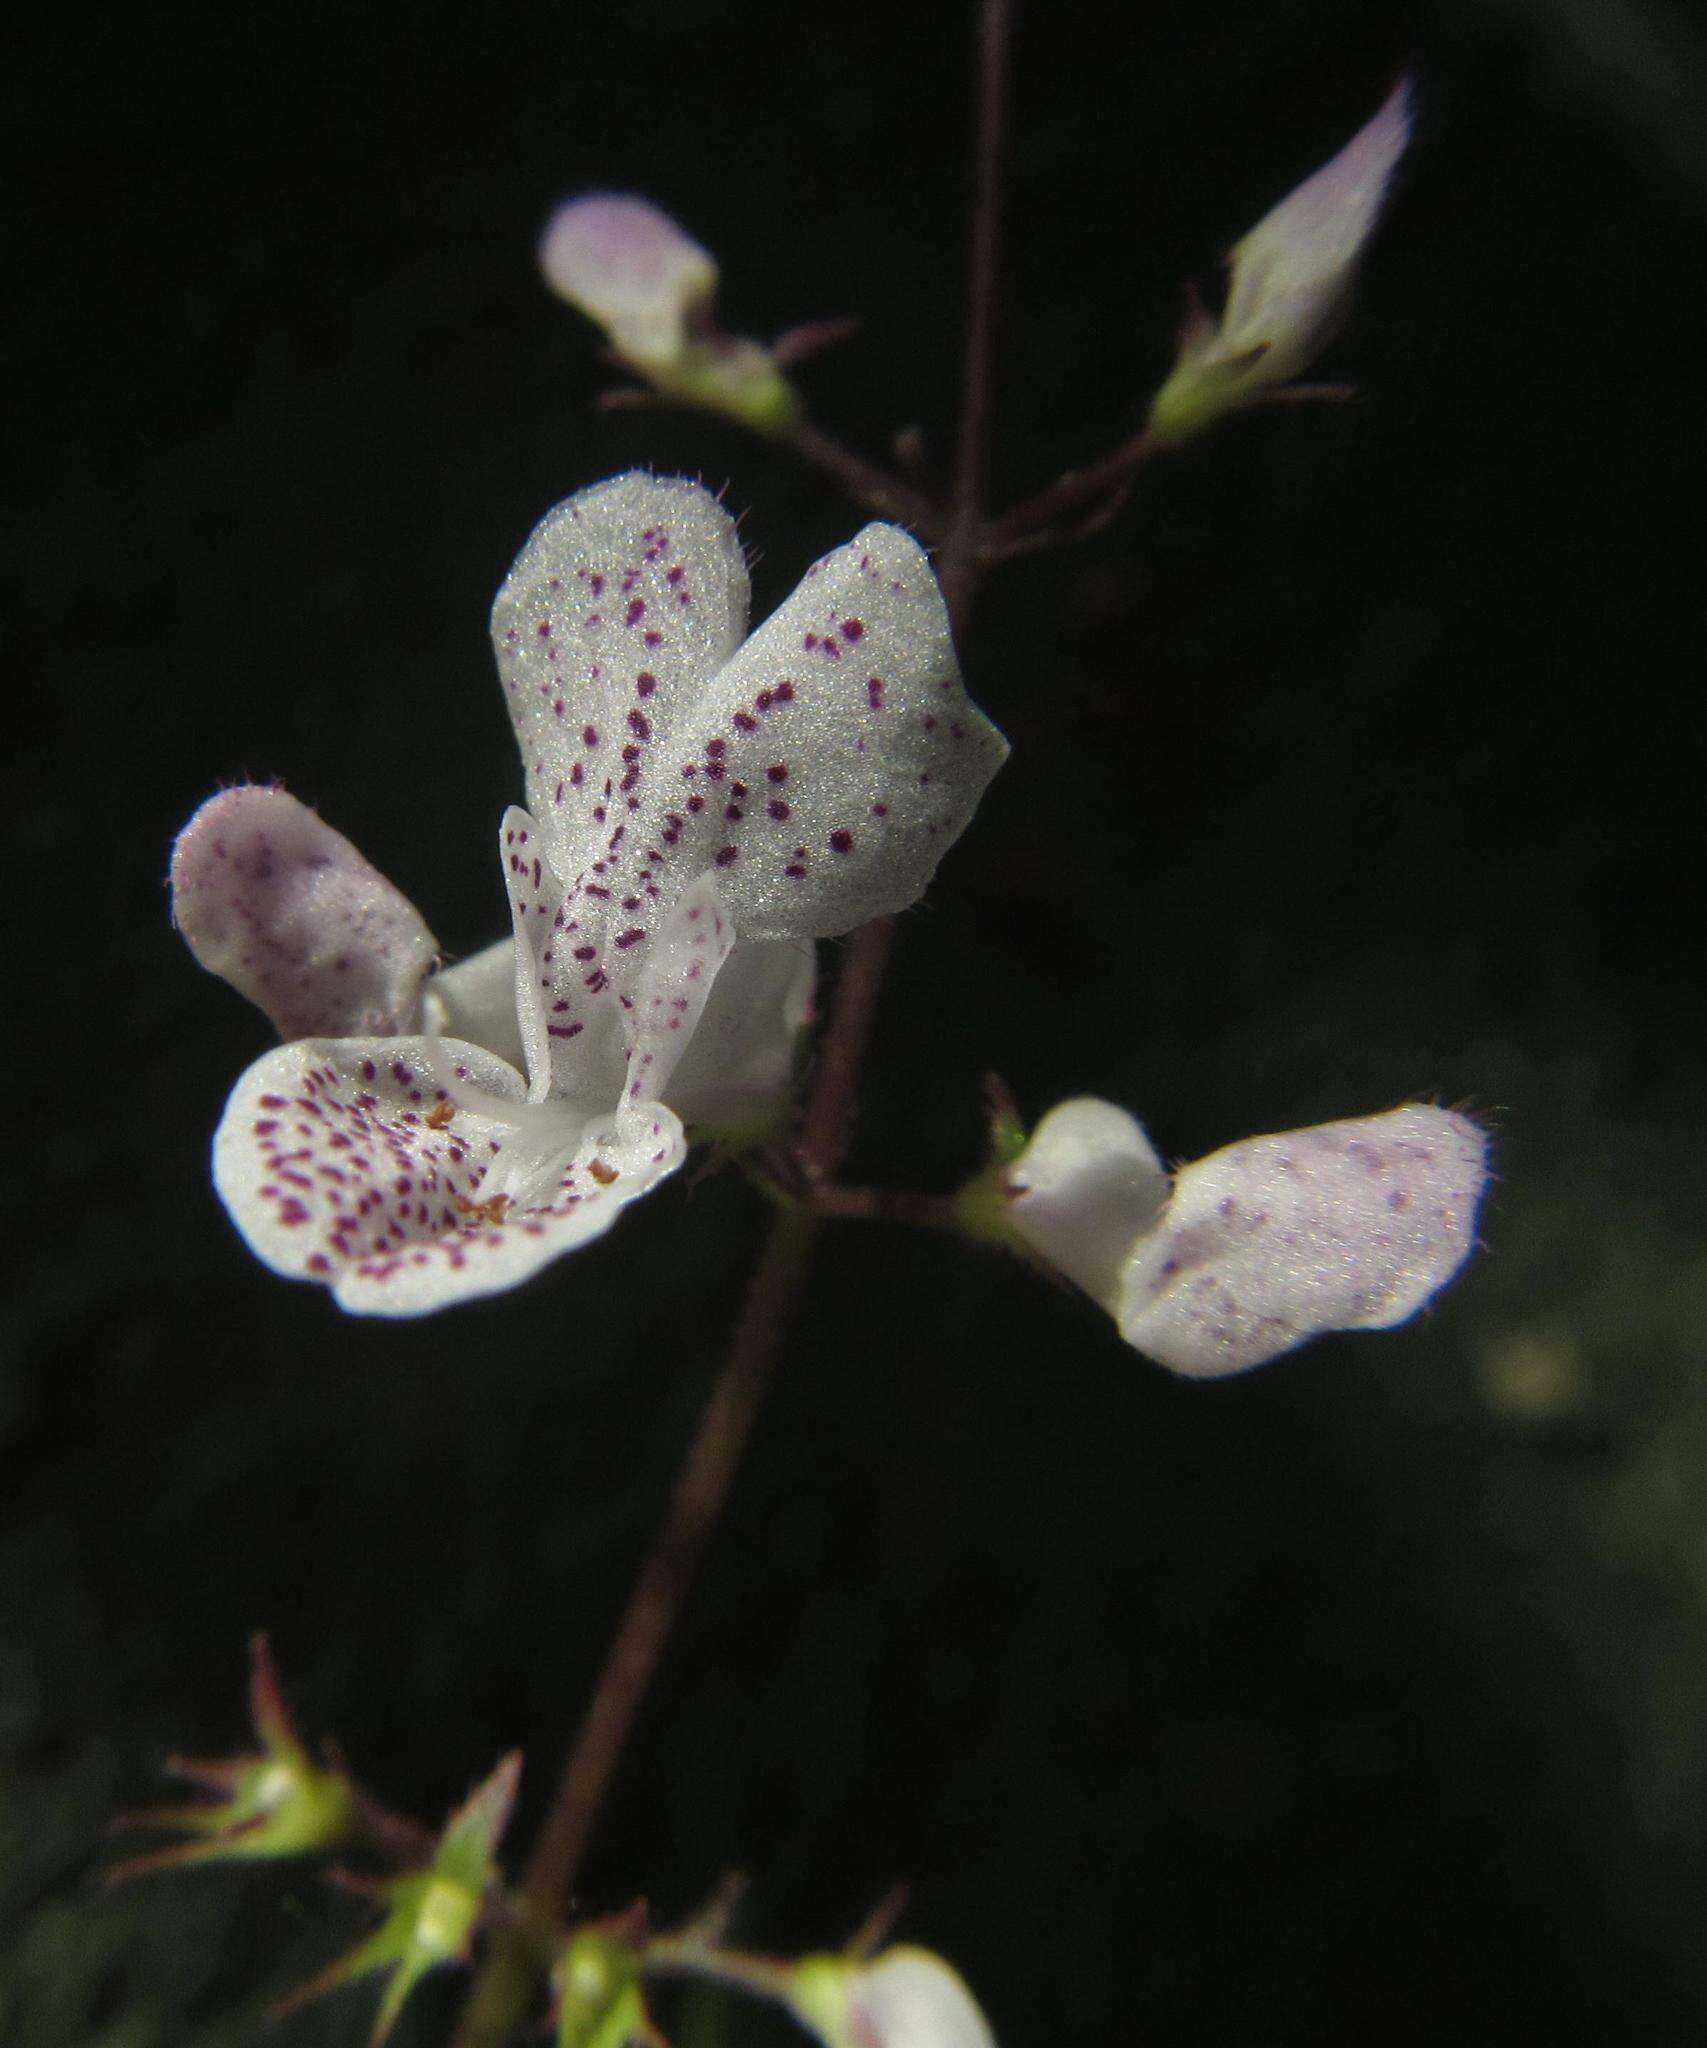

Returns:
6,0,1707,2040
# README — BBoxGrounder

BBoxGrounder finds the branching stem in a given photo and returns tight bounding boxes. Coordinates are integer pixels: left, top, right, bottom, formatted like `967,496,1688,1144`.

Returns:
788,421,944,536
453,8,1012,2040
990,427,1169,550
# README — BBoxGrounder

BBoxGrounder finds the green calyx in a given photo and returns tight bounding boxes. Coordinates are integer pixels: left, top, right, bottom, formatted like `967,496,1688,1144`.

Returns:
555,1926,654,2048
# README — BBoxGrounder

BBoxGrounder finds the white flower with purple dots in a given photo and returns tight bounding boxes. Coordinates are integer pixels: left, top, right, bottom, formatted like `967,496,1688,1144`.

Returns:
172,472,1007,1316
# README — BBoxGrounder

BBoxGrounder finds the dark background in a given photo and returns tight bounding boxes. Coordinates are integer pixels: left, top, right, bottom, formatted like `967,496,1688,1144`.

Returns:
6,0,1707,2041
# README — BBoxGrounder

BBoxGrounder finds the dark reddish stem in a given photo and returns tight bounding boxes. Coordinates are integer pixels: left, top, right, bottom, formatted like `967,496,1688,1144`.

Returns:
990,427,1169,551
940,0,1011,622
521,1217,817,1901
991,382,1356,553
798,917,897,1178
454,10,1012,2042
789,421,944,537
808,1183,959,1232
450,1206,821,2048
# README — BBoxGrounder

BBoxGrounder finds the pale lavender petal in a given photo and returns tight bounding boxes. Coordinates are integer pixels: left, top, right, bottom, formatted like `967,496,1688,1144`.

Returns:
1119,1104,1488,1377
213,1035,684,1317
538,194,717,369
1005,1097,1170,1308
489,474,749,871
664,936,814,1132
171,786,438,1040
624,521,1008,942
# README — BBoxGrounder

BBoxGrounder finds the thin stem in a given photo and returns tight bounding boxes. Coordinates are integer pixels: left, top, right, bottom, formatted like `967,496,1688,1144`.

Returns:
990,426,1168,550
940,0,1012,621
798,916,897,1180
807,1184,960,1233
453,906,908,2048
787,421,944,535
521,1216,820,1916
450,1209,822,2048
598,390,941,536
642,1937,797,2004
455,11,1017,2039
991,382,1356,552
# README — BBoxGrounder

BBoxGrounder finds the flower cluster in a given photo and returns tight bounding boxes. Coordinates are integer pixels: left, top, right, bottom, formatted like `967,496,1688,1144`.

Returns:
172,472,1007,1315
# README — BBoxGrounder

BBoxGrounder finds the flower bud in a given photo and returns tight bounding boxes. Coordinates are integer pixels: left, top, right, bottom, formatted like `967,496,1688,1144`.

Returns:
540,193,798,432
791,1945,998,2048
1148,78,1412,442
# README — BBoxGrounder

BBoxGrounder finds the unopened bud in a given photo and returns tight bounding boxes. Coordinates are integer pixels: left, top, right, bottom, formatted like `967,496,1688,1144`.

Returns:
540,193,798,432
791,1945,998,2048
554,1921,656,2048
1149,78,1412,442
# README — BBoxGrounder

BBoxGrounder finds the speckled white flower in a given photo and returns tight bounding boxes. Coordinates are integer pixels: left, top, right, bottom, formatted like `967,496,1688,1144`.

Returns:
173,473,1007,1315
1149,78,1413,441
540,194,797,430
792,1946,998,2048
1005,1099,1487,1376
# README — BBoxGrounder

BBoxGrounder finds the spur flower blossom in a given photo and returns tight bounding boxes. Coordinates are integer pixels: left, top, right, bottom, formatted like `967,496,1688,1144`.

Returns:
172,473,1007,1315
1005,1098,1487,1376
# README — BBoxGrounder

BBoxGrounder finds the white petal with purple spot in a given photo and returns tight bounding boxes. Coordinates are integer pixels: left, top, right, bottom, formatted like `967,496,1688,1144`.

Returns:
1119,1104,1488,1376
490,474,749,866
627,521,1008,941
620,871,737,1108
215,1035,685,1317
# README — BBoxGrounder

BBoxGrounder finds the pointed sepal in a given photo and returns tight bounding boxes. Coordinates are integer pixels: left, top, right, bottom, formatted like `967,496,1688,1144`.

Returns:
951,1075,1035,1246
554,1913,664,2048
106,1636,355,1882
273,1752,521,2045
